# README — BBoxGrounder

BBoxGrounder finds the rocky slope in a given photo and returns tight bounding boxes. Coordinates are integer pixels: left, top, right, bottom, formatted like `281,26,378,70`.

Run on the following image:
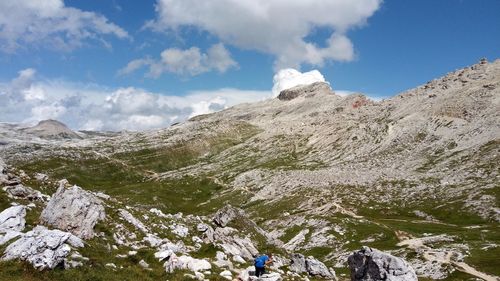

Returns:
0,59,498,281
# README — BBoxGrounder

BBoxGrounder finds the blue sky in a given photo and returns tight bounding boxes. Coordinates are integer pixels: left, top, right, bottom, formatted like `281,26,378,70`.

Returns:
1,0,499,131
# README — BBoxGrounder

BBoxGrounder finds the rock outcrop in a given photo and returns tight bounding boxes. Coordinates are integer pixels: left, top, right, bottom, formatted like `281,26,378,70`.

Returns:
290,253,336,279
348,246,417,281
0,205,26,245
213,205,247,227
164,253,212,273
3,184,48,201
277,82,332,101
40,184,105,239
2,225,84,270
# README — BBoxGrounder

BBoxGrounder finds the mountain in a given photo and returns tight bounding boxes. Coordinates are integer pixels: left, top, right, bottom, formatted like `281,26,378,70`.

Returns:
22,119,82,140
0,59,498,281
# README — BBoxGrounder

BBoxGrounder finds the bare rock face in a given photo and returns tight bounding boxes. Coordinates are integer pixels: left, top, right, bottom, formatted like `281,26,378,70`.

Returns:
277,82,332,101
289,253,336,279
164,253,212,273
3,184,48,201
2,225,84,270
40,184,105,239
213,205,247,227
348,246,417,281
0,205,26,245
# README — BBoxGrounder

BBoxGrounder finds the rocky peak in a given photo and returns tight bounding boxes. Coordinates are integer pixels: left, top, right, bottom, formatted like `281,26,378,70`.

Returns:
23,119,82,140
277,82,332,101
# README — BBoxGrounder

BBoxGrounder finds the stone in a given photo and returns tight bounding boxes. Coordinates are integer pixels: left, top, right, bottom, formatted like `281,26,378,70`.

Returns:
171,223,189,237
348,246,417,281
2,226,83,270
34,173,48,182
0,205,26,233
40,185,105,239
164,253,212,273
306,256,336,279
0,205,26,245
139,259,150,269
155,249,174,261
233,254,246,264
197,223,210,232
289,253,336,279
255,272,283,281
150,208,169,218
220,270,233,280
213,205,246,227
214,227,258,260
118,209,149,234
3,184,48,201
289,253,307,273
277,82,332,101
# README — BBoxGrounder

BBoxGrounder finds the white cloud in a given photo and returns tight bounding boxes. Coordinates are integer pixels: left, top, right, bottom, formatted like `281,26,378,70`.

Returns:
0,68,270,131
0,0,129,52
272,69,326,97
120,43,237,77
147,0,381,69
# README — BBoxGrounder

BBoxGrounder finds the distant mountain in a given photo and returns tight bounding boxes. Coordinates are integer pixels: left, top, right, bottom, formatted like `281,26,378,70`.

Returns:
22,119,82,140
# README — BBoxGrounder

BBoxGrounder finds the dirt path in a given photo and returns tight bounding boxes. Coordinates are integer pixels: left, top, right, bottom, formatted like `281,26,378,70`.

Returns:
396,232,499,281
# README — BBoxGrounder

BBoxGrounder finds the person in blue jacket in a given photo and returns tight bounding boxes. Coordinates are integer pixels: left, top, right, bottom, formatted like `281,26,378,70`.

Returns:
254,253,273,277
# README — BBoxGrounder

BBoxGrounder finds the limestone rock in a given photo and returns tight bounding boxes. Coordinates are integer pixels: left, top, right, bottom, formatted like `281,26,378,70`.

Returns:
220,269,233,280
348,246,417,281
213,205,246,227
2,226,84,270
40,185,105,239
0,205,26,245
0,205,26,233
34,173,49,182
289,253,336,279
213,227,259,260
3,184,48,201
164,253,212,273
118,209,149,234
277,82,332,101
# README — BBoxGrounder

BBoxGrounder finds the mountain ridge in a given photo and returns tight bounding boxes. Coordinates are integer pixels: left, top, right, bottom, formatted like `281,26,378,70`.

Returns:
0,59,498,281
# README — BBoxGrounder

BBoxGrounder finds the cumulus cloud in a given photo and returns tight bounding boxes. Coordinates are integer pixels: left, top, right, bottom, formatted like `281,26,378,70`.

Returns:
119,43,237,77
147,0,381,69
0,69,269,131
0,0,129,52
272,69,326,97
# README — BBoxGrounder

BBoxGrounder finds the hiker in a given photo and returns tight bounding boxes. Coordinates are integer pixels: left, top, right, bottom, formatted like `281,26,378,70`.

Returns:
254,253,273,277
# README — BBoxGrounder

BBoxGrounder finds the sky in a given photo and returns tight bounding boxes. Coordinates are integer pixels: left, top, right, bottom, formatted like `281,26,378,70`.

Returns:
0,0,499,131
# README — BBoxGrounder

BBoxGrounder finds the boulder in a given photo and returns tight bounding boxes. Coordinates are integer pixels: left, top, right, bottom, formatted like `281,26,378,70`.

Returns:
2,226,84,270
214,227,259,260
213,205,247,227
118,209,149,234
220,270,233,280
164,253,212,273
348,246,417,281
40,184,105,239
289,253,336,279
3,184,48,201
0,205,26,245
0,205,26,233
